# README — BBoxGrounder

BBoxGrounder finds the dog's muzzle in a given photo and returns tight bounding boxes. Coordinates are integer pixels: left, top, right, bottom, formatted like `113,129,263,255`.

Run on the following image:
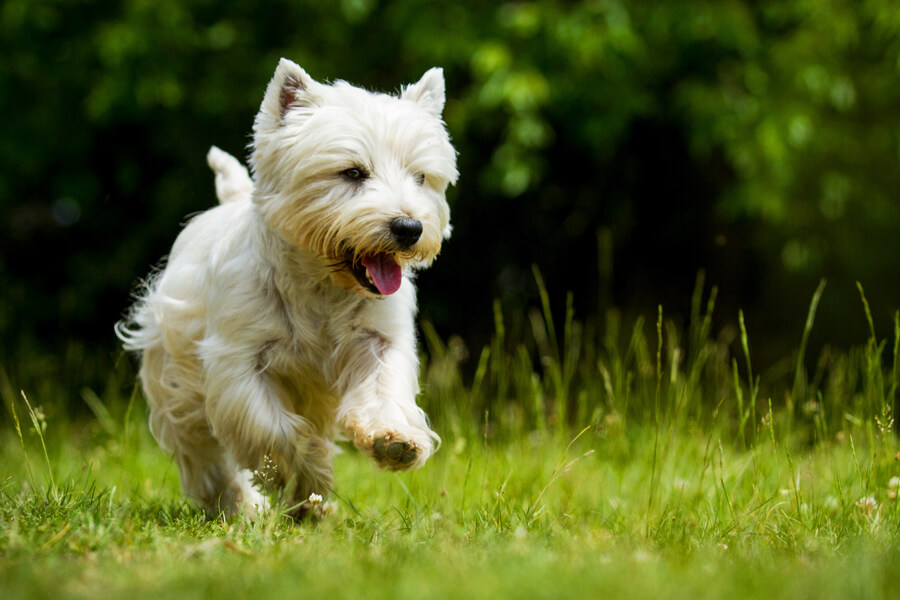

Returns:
337,218,424,297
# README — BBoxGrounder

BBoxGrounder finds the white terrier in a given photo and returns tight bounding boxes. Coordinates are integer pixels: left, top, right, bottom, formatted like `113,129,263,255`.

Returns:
117,58,458,517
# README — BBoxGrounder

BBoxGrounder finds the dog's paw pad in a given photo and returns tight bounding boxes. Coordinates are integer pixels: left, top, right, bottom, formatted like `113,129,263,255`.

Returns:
372,435,420,470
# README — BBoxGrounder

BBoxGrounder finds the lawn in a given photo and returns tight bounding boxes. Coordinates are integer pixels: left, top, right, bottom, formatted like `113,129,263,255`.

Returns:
3,279,900,599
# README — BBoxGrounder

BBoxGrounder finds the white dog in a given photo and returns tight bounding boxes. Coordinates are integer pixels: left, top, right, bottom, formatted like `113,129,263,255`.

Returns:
116,58,458,517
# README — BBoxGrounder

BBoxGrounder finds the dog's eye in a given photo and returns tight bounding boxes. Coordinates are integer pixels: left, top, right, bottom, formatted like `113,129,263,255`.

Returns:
342,167,367,181
415,173,426,186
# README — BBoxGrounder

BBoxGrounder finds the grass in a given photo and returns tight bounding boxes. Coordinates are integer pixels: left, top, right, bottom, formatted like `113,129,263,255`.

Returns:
3,275,900,599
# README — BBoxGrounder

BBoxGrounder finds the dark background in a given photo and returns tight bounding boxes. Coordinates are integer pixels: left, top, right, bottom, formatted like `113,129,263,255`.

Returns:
2,0,899,383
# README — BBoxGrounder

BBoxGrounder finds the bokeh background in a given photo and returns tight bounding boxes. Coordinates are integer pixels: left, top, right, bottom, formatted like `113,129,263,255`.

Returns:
2,0,899,389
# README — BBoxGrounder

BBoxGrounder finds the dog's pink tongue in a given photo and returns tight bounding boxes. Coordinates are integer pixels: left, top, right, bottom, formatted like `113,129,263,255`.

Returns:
362,253,402,295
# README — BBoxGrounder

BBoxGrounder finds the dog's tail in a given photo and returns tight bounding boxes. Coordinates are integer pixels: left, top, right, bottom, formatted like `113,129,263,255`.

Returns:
207,146,253,204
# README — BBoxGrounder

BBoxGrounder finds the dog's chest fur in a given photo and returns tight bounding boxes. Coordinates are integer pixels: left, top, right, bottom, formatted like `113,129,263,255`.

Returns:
257,260,395,432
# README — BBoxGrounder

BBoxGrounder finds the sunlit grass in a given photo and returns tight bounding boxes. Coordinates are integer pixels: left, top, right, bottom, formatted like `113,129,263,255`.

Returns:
2,275,900,598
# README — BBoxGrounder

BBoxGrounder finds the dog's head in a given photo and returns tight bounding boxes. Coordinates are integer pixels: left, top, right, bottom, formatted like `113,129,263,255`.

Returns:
249,59,458,297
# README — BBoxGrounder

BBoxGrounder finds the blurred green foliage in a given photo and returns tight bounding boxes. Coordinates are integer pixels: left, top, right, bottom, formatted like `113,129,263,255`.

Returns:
1,0,898,363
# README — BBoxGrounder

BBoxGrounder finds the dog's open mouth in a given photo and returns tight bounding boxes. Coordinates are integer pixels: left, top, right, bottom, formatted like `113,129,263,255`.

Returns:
349,252,403,296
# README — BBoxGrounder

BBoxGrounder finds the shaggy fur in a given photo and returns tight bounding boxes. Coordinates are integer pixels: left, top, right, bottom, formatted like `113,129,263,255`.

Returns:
116,59,458,517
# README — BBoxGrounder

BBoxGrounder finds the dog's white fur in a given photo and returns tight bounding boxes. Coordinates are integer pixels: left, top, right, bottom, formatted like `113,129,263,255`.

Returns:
116,59,458,517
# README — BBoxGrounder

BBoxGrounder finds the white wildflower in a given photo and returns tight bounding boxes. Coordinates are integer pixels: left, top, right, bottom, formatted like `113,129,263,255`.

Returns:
673,478,690,492
308,493,323,505
888,477,900,499
856,496,877,515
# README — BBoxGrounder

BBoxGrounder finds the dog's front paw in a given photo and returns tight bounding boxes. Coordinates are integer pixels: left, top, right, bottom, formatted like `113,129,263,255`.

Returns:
374,435,420,469
355,430,431,471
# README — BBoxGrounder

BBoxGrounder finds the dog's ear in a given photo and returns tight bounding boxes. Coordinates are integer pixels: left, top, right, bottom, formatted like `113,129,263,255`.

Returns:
401,67,446,117
260,58,321,122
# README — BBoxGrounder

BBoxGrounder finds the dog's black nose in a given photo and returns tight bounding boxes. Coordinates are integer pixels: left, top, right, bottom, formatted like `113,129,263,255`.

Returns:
390,217,423,248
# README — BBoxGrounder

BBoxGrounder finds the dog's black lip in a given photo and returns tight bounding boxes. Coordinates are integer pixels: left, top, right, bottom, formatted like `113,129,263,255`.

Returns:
352,261,382,295
339,255,382,296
